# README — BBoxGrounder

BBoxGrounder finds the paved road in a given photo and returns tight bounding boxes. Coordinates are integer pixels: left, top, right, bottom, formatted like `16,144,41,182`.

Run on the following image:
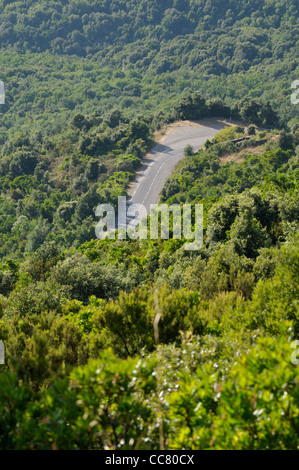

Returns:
124,118,230,228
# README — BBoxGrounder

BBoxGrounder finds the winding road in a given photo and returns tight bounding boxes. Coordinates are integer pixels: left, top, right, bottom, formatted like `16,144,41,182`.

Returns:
124,118,231,228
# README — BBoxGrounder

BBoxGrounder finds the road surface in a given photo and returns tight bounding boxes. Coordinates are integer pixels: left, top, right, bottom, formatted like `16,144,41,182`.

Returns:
124,118,231,228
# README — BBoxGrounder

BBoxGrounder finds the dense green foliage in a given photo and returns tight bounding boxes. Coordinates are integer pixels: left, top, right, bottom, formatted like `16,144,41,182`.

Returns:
0,0,298,144
0,0,298,451
0,93,282,261
0,239,299,449
1,125,298,448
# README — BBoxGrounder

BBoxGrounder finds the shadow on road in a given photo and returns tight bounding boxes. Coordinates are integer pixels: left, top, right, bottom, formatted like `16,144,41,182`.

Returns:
192,118,238,131
151,143,173,154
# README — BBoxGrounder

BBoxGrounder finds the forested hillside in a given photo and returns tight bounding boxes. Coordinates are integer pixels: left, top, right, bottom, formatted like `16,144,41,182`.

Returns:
0,94,282,261
1,121,298,449
0,0,298,451
0,0,298,144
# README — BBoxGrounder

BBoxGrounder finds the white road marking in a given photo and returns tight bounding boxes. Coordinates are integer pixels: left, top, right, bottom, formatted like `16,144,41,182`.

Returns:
127,119,233,224
142,158,169,206
131,149,170,199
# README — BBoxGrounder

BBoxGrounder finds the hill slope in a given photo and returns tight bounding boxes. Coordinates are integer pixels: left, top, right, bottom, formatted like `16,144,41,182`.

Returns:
0,1,298,450
0,0,298,144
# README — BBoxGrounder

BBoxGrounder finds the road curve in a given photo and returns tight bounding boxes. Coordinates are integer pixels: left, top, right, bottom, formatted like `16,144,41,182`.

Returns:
125,118,231,227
